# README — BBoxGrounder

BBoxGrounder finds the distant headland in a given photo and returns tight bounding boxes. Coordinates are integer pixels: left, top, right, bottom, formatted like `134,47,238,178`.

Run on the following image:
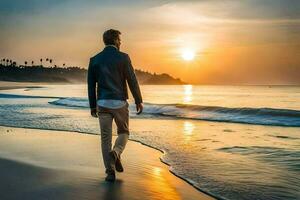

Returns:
0,58,185,85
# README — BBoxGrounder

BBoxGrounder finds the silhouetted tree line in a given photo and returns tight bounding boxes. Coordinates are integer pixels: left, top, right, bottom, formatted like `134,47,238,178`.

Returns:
135,70,185,84
0,58,86,83
0,58,185,84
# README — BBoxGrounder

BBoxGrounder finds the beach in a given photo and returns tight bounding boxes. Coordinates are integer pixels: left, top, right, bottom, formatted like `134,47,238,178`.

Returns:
0,126,213,200
0,81,299,200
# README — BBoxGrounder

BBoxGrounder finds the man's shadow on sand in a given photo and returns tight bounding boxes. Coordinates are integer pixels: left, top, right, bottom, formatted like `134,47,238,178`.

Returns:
99,179,124,200
0,157,126,200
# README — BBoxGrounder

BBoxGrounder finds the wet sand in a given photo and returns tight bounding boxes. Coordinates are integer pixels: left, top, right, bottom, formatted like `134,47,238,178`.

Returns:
0,126,214,200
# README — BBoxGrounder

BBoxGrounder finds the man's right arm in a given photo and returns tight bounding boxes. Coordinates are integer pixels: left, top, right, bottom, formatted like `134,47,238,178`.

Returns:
87,58,97,117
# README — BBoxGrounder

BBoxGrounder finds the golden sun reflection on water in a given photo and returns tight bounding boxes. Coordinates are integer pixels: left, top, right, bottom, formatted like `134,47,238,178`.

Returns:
183,85,193,103
183,121,195,142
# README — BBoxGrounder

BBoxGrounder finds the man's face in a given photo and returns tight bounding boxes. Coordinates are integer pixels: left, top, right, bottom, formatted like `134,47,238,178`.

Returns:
115,36,121,50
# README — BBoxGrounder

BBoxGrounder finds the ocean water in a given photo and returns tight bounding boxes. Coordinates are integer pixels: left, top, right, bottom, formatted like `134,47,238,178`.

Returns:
0,84,299,200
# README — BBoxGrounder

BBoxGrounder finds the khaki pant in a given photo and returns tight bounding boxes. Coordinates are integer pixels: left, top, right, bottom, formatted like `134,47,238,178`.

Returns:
97,102,129,172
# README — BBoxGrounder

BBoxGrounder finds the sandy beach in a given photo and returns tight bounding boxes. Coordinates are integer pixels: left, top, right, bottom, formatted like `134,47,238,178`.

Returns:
0,126,214,200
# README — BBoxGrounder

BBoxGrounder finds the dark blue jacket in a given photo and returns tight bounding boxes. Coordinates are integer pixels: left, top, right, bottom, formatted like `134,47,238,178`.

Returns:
87,46,143,109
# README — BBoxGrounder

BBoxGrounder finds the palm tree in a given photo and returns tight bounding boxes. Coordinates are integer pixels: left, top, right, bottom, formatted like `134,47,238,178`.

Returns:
63,63,65,67
49,59,53,67
40,58,43,66
32,61,34,66
25,61,27,67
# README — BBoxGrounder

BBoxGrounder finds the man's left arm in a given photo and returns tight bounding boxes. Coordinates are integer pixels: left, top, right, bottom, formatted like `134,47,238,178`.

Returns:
124,54,143,114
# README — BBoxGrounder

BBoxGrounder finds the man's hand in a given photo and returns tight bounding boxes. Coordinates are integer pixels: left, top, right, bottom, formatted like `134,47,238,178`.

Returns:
136,103,143,115
90,108,98,118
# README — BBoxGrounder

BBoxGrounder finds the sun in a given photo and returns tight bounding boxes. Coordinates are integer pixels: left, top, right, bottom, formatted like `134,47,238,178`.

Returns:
181,48,195,61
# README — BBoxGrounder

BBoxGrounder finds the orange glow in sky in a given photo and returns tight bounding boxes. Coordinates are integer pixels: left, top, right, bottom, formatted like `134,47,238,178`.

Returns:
0,0,299,84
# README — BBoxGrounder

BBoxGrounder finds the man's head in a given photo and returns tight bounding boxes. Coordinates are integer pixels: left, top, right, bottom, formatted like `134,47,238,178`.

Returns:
103,29,121,50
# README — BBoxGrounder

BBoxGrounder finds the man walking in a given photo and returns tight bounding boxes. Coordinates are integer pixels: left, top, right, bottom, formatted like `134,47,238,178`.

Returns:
87,29,143,182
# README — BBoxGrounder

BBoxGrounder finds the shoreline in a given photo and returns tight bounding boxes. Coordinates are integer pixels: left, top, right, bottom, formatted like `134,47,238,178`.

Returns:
0,126,214,200
1,124,220,200
130,138,223,200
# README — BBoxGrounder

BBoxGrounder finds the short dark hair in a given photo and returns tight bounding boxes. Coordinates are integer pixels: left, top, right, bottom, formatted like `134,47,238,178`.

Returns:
103,29,121,45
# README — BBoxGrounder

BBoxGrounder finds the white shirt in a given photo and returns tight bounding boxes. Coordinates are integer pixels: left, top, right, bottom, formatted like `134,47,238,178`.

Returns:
97,99,127,109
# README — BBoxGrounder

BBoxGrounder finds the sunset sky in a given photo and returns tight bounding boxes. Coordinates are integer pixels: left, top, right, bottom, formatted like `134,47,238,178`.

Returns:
0,0,299,84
